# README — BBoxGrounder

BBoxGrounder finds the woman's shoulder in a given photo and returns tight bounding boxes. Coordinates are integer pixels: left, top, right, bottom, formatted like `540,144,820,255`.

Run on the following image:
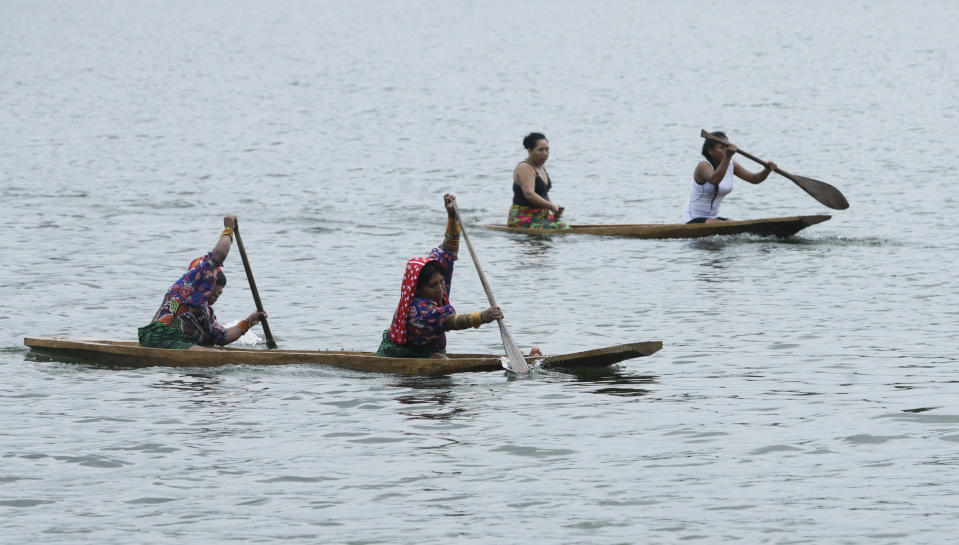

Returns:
514,161,535,173
693,160,713,183
514,162,536,183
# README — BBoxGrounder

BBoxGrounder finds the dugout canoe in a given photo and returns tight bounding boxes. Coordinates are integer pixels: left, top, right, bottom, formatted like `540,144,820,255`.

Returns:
23,337,662,376
479,215,830,239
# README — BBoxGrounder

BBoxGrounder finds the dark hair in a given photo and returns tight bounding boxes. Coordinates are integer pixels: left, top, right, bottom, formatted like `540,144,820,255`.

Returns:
701,131,727,168
416,261,445,291
523,132,548,151
216,272,227,288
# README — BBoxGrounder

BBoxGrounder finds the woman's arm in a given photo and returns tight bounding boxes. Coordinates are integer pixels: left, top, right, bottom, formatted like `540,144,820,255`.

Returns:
694,145,737,186
734,160,778,184
212,215,237,264
442,306,503,330
514,164,561,212
440,194,459,253
220,311,267,345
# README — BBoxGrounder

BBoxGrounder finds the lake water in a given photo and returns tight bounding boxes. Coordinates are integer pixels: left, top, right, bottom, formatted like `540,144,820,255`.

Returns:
2,0,958,543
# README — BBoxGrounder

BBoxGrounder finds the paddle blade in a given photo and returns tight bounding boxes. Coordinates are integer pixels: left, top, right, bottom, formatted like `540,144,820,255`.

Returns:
784,173,849,210
497,320,530,373
700,129,728,145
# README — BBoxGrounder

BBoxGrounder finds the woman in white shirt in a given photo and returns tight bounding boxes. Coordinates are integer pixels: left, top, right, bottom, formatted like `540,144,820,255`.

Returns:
683,131,777,223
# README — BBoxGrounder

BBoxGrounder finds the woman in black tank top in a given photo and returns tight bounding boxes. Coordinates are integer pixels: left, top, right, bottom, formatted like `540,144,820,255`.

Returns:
508,133,569,229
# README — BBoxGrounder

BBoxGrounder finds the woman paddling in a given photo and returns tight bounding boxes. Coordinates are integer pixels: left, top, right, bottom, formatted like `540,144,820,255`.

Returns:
683,131,778,224
508,132,569,229
378,194,541,359
138,215,267,351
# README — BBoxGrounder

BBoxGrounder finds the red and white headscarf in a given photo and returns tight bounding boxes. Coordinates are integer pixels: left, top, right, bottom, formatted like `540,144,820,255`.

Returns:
387,257,450,345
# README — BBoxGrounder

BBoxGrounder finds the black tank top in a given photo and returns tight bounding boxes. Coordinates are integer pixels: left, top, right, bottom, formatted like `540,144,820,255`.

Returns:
512,163,553,206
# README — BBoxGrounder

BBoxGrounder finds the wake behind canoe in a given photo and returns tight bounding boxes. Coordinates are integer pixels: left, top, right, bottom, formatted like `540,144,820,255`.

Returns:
23,337,662,376
480,215,830,239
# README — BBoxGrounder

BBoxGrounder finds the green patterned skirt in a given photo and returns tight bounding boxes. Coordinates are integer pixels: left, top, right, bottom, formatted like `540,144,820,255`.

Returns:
507,204,570,229
375,330,445,358
138,322,197,350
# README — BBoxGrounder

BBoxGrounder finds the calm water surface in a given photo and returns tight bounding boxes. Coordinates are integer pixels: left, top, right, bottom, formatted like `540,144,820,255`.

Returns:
2,1,958,543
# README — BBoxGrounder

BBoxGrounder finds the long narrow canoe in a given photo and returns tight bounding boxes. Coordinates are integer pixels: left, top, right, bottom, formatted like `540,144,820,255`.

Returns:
23,337,662,376
480,215,830,239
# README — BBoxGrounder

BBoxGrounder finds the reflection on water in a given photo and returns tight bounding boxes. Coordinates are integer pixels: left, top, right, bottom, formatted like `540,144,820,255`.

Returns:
388,376,455,392
585,375,657,397
695,250,733,285
685,233,845,251
23,351,60,364
544,365,659,397
686,238,729,252
151,373,221,395
814,235,895,247
393,390,454,407
390,376,464,420
591,386,652,397
398,405,466,421
511,235,556,259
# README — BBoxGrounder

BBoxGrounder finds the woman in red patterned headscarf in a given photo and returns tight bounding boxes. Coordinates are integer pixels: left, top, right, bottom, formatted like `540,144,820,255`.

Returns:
376,194,505,359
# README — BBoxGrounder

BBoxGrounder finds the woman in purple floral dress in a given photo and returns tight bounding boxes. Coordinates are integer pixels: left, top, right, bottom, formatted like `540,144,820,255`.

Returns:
138,215,266,350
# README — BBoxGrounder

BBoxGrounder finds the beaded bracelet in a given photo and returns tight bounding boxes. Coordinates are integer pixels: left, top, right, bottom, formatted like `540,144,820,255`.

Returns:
445,218,460,237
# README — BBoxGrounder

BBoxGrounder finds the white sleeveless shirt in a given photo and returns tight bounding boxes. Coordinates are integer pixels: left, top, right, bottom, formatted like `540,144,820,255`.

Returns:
682,161,734,223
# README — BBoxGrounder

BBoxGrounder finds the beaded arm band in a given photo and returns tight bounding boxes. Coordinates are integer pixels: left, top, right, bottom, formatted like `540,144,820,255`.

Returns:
221,227,234,243
450,312,484,330
443,218,460,254
236,319,251,334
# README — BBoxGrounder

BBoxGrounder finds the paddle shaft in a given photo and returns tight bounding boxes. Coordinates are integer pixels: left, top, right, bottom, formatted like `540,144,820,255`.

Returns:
453,213,500,308
700,129,775,169
701,130,801,178
450,202,529,373
233,220,277,349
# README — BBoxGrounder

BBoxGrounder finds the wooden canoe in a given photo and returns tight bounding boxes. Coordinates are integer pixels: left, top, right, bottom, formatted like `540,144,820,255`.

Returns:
479,215,830,239
23,336,662,376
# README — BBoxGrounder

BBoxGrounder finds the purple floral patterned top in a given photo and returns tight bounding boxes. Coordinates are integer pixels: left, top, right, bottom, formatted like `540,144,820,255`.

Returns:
151,252,228,346
405,246,457,350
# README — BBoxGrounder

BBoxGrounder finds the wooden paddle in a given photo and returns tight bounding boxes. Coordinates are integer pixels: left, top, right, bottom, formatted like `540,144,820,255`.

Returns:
232,219,278,349
451,201,530,374
701,129,849,210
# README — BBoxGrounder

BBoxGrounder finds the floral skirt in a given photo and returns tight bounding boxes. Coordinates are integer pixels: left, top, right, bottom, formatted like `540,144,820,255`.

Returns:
507,204,569,229
375,330,445,358
138,322,197,349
